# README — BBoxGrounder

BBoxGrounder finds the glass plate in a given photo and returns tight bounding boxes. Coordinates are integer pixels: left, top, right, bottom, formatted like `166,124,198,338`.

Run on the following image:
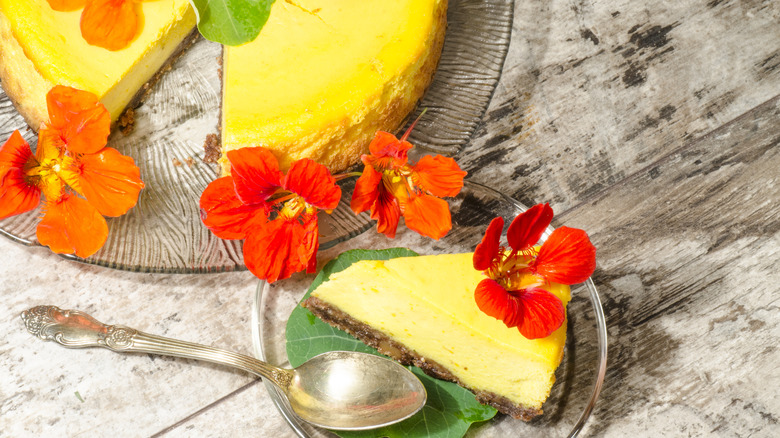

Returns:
0,0,514,273
252,181,608,438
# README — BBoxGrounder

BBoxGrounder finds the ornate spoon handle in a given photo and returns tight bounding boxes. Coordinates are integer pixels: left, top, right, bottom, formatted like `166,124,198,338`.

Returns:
21,305,292,389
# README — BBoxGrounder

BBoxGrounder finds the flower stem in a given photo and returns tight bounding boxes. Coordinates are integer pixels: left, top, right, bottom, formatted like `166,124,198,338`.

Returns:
334,172,362,181
401,107,428,142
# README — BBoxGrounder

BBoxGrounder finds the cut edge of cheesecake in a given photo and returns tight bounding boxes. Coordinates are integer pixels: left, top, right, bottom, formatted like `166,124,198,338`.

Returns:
303,295,545,421
115,29,201,134
0,9,51,130
0,6,198,132
218,0,448,174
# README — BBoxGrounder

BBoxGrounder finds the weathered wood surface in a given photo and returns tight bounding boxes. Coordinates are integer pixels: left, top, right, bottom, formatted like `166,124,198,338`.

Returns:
463,0,780,210
567,97,780,437
2,0,780,437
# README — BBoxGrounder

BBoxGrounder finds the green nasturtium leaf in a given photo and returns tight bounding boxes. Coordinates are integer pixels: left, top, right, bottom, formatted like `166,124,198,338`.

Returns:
286,248,498,438
190,0,275,46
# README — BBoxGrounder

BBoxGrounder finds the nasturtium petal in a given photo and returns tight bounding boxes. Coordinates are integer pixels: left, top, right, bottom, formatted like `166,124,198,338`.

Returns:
73,147,145,217
473,217,503,271
283,158,341,211
244,217,309,283
350,163,381,215
46,86,98,129
365,131,412,170
286,249,497,438
46,0,87,12
532,226,596,285
411,154,466,198
403,193,452,240
516,288,565,339
199,176,266,240
36,193,108,258
80,0,138,51
0,132,41,219
0,131,34,176
506,203,553,251
228,147,283,205
0,169,41,220
474,278,523,328
191,0,275,46
371,185,402,239
46,86,110,155
299,213,319,275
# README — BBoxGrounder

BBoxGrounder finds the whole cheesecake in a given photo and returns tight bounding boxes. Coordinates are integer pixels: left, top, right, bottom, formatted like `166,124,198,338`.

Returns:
302,252,571,420
220,0,447,173
0,0,196,129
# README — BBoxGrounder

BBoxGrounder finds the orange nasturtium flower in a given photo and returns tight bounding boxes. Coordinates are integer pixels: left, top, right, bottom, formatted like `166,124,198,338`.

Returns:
473,203,596,339
351,124,467,240
47,0,144,51
0,85,145,257
199,147,342,283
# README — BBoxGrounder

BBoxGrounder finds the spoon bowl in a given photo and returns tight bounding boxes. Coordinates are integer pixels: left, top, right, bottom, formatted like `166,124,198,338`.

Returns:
21,305,426,430
290,351,425,429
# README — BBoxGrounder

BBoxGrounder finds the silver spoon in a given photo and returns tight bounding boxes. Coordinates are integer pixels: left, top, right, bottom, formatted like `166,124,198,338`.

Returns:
21,305,426,431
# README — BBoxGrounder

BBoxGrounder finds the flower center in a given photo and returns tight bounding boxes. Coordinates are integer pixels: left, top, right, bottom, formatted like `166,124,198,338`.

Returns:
490,250,543,292
382,167,418,202
32,157,63,187
279,195,307,219
266,190,316,223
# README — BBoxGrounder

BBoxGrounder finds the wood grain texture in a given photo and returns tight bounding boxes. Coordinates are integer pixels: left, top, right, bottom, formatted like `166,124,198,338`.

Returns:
563,97,780,436
462,0,780,211
0,242,266,437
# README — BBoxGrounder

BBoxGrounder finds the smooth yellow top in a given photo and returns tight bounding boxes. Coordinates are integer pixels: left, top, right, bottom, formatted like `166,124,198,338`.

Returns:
0,0,194,119
222,0,440,169
311,253,571,408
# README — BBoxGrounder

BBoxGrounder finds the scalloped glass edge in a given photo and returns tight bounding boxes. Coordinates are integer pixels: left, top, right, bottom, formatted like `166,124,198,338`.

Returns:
251,181,608,438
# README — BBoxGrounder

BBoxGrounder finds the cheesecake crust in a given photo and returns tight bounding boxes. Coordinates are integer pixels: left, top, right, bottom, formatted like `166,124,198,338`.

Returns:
302,295,544,421
202,133,221,163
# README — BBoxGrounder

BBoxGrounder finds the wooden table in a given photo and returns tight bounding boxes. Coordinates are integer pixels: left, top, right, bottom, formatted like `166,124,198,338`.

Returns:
2,1,778,436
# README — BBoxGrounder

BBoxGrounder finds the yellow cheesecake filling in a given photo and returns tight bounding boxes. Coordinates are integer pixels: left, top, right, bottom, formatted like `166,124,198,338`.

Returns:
221,0,446,173
0,0,195,128
310,253,571,410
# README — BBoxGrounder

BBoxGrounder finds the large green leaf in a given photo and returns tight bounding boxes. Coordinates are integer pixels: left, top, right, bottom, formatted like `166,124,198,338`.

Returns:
286,249,497,438
190,0,275,46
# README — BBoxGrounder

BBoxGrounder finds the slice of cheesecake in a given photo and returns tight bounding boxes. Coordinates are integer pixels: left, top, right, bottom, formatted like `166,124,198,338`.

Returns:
302,252,571,420
0,0,196,129
220,0,447,173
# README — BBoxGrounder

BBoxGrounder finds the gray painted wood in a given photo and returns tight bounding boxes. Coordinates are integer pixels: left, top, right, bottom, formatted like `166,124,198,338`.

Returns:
463,0,780,211
1,0,779,436
564,97,780,437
